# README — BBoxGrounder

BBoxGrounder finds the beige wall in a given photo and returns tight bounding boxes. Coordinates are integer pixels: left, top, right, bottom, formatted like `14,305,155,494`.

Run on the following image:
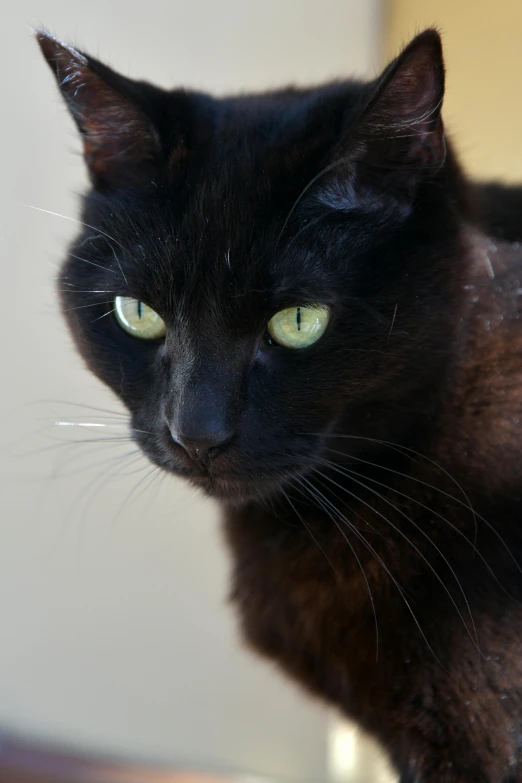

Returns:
386,0,522,183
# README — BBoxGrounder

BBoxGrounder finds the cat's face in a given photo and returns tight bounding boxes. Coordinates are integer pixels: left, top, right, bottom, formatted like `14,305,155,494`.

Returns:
39,29,456,502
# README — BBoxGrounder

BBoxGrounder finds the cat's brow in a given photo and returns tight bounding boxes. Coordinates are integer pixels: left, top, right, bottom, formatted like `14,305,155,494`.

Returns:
272,285,337,306
230,287,273,300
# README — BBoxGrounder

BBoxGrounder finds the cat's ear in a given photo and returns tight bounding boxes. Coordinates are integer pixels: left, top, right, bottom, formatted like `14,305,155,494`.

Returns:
36,30,161,190
359,28,445,167
322,30,446,208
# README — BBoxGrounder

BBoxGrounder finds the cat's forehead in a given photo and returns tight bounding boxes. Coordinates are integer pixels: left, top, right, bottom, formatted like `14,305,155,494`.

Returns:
178,84,358,215
79,87,356,320
104,190,326,333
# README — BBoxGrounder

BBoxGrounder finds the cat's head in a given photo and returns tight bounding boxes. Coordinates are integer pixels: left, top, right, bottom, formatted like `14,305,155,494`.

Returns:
37,29,461,502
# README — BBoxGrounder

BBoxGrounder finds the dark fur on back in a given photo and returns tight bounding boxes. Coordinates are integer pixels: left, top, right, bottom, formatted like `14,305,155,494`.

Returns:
37,29,522,782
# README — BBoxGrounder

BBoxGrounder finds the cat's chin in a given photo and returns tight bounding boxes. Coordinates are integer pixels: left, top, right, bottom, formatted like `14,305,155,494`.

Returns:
187,472,284,504
141,447,288,503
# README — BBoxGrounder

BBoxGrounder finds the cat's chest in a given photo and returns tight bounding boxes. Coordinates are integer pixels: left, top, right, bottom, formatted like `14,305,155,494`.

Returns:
222,506,390,704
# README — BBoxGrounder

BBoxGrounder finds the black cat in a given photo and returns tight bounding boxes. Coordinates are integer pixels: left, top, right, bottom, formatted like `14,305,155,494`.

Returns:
37,28,522,782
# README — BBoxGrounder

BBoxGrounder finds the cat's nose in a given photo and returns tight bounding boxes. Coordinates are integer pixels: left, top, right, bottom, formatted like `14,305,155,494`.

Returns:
171,430,234,466
167,359,240,466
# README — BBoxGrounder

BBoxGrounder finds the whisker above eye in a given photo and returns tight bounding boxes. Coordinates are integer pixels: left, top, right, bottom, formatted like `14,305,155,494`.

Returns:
24,205,129,255
63,300,115,312
67,253,119,276
75,233,114,250
25,204,129,283
58,289,115,294
91,308,116,323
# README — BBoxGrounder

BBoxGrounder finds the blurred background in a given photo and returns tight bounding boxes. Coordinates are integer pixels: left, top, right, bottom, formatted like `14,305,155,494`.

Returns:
1,1,521,781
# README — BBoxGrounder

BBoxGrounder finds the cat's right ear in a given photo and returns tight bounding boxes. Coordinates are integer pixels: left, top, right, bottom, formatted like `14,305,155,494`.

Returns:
36,30,162,190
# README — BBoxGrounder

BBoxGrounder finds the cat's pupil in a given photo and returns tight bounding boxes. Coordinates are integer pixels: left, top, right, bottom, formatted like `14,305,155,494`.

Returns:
138,301,143,319
296,307,301,331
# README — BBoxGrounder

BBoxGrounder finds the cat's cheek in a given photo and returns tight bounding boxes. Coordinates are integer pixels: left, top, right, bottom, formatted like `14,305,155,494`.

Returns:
71,325,161,411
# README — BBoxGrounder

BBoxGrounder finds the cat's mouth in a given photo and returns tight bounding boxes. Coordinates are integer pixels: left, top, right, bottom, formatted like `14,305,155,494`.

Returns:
134,426,317,503
154,459,300,503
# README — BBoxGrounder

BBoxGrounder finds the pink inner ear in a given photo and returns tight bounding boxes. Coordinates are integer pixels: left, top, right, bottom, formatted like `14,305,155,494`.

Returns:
36,31,160,188
312,32,446,210
78,77,158,184
354,31,446,174
387,56,442,125
366,36,444,137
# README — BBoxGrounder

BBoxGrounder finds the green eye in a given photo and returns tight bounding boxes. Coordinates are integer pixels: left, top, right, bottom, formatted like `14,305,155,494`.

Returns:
114,296,166,340
267,304,330,349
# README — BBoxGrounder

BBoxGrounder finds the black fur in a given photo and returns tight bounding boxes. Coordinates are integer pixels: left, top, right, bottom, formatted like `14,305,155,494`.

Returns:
37,28,522,782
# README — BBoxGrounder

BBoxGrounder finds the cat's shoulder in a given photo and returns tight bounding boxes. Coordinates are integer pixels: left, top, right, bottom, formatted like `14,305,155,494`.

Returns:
461,230,522,325
441,231,522,487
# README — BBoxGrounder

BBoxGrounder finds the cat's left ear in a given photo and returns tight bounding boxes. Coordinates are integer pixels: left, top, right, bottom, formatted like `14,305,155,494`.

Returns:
36,30,162,190
322,29,446,207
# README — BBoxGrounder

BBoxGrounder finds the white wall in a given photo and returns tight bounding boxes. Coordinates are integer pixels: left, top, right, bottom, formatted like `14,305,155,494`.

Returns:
0,1,383,780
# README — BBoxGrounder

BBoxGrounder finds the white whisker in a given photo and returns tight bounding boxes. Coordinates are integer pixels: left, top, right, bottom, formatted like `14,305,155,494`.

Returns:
25,204,128,283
